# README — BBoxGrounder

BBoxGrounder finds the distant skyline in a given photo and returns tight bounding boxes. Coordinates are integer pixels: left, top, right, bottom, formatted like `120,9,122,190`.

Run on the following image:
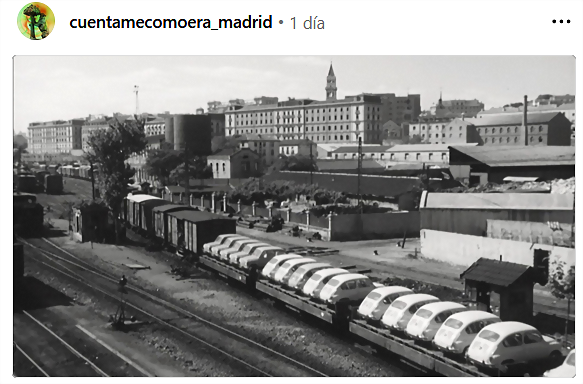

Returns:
14,56,575,135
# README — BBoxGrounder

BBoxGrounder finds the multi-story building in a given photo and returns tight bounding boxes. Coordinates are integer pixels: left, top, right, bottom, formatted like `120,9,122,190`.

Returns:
533,94,575,107
82,116,110,152
466,112,572,146
408,117,456,144
207,148,260,179
28,118,85,155
278,139,317,157
432,99,484,118
144,117,166,137
224,64,414,146
236,134,280,167
478,103,575,145
385,143,478,164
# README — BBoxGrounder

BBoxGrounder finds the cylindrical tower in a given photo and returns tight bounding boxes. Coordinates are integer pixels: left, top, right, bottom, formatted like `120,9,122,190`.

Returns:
164,116,174,145
173,114,212,155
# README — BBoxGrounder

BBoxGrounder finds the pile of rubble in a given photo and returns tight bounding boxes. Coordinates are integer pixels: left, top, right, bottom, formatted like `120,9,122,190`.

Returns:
447,177,575,194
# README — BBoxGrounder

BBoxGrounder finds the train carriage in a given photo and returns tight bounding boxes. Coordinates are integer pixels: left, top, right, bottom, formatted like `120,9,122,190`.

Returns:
152,204,194,244
167,210,236,254
139,198,172,236
126,194,162,229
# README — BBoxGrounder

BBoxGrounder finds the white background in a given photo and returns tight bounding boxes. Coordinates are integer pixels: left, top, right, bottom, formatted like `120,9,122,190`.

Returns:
1,0,582,382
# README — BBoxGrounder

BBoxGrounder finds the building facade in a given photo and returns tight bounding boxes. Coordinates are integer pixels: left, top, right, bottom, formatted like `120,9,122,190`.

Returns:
144,117,166,137
278,139,317,157
236,134,280,166
385,144,478,164
224,64,416,146
434,99,484,118
82,117,110,152
207,148,260,179
28,118,85,155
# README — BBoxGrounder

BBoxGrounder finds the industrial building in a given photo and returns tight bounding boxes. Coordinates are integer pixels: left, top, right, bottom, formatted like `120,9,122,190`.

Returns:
28,118,85,155
448,145,575,185
164,114,212,155
207,148,261,179
278,139,317,157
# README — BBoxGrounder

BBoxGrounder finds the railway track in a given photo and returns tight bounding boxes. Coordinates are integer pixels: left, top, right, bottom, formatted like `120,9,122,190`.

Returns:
13,310,109,377
19,237,329,378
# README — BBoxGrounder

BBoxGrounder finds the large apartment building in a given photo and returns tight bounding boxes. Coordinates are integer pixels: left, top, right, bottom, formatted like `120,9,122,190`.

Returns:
224,64,420,145
27,118,84,155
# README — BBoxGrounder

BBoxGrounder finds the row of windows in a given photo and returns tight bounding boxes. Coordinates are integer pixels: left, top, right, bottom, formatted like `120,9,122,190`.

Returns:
484,136,545,143
480,125,545,134
233,113,379,127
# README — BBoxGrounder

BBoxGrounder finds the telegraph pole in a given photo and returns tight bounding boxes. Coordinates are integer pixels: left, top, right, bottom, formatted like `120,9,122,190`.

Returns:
134,85,140,116
357,137,363,213
183,142,190,205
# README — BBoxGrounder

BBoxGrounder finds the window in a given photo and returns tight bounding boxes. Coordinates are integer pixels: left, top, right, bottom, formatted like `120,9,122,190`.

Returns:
507,127,510,133
530,136,534,142
502,333,523,347
222,163,225,172
435,311,453,324
484,138,488,143
215,163,219,172
416,153,420,160
530,126,534,133
485,128,489,134
444,318,463,330
515,127,519,133
345,280,357,290
539,136,543,143
428,153,433,160
523,331,543,344
478,330,500,342
514,137,518,143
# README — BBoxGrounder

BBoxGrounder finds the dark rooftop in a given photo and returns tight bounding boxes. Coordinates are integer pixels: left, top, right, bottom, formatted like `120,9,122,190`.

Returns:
460,258,532,287
152,204,194,213
167,210,232,223
449,145,575,167
465,112,563,126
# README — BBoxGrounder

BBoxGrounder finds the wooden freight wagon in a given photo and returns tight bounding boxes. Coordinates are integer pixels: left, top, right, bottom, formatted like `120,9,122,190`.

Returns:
152,205,195,244
167,210,236,255
125,194,162,229
139,198,172,236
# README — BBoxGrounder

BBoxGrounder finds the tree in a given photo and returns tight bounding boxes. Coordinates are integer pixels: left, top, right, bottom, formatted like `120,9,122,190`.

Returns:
211,135,240,153
85,116,147,244
268,154,317,174
549,259,575,346
168,158,213,185
409,134,423,144
144,142,183,186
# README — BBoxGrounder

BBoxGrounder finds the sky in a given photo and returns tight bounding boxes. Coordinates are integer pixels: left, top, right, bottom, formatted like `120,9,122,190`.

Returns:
13,56,575,135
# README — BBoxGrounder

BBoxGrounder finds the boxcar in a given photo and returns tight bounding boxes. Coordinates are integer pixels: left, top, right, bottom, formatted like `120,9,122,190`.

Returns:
167,210,236,255
71,167,80,178
152,204,194,244
140,198,172,235
45,174,63,194
126,194,162,229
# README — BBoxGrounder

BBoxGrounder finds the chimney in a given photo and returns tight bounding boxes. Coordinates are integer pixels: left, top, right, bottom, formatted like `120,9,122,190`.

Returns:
523,95,528,145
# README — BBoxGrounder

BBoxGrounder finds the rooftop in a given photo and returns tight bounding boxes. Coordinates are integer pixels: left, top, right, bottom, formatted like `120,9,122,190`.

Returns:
449,145,575,167
167,209,232,223
388,143,477,152
460,258,532,287
465,112,564,126
423,192,574,210
333,145,393,154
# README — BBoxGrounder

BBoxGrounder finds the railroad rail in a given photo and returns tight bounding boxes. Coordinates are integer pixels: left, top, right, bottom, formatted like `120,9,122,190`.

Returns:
19,237,329,378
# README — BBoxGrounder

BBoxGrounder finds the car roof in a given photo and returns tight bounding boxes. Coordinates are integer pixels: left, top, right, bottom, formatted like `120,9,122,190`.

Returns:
282,258,316,267
393,293,439,304
481,321,537,337
296,262,331,271
254,246,283,251
417,301,466,313
329,273,368,283
127,194,162,203
271,254,304,262
313,268,349,278
369,286,413,297
243,242,270,249
225,236,248,242
447,310,500,323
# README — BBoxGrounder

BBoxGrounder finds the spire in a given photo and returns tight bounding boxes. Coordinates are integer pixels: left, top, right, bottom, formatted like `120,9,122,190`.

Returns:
325,62,337,101
328,62,335,77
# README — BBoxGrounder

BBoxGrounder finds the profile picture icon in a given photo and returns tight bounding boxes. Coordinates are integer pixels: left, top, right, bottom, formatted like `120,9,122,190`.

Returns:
17,2,55,40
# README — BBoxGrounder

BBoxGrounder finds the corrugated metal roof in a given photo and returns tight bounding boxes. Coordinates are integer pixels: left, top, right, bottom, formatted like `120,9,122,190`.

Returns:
168,210,231,223
450,145,575,167
152,204,194,213
460,258,531,287
465,112,562,126
127,194,162,203
389,143,477,152
424,192,574,210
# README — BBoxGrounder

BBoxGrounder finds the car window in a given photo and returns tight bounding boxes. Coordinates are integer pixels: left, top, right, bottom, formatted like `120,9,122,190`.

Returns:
465,322,480,334
435,310,452,324
312,272,323,281
478,330,500,342
444,318,464,330
502,333,523,347
368,292,383,301
566,351,575,366
327,279,341,287
391,300,407,310
357,279,369,288
415,309,432,319
523,331,544,344
345,280,357,290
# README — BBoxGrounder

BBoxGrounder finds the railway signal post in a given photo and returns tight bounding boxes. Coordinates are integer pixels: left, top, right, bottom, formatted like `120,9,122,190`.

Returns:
111,275,128,327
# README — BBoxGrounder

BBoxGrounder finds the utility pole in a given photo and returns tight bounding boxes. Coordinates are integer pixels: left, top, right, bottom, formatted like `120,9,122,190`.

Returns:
134,85,140,116
357,137,363,213
309,142,314,185
183,142,190,205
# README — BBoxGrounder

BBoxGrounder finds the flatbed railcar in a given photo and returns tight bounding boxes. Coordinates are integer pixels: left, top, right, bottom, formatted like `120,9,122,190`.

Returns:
115,192,495,377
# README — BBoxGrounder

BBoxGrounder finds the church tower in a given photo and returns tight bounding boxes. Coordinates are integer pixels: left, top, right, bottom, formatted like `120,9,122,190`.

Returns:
325,63,337,101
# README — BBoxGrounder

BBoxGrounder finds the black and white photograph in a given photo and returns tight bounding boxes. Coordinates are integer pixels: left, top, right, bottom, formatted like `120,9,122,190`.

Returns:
13,55,576,378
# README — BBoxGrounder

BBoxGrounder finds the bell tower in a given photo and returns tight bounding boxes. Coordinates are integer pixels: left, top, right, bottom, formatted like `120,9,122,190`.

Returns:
325,63,337,101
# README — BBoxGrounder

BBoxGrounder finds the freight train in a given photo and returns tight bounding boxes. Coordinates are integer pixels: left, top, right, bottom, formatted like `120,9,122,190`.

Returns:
120,193,565,378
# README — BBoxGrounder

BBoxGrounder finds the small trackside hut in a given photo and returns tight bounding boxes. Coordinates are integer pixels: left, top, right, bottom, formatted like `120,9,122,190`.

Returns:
460,258,535,323
167,210,236,256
